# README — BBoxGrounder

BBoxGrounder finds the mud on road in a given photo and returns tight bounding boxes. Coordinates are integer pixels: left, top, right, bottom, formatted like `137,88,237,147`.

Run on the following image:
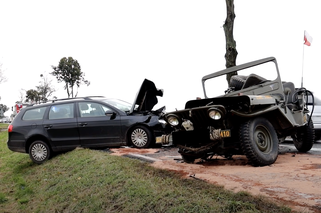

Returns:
110,145,321,213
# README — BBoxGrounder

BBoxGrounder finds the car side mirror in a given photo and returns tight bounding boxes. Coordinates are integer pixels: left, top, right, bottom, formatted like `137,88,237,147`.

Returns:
105,111,116,120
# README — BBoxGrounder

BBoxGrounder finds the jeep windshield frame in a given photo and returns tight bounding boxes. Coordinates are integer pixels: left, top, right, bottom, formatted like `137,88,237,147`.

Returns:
201,57,282,99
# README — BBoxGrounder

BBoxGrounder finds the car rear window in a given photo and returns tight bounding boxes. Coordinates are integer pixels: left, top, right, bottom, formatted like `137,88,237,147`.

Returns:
22,107,47,121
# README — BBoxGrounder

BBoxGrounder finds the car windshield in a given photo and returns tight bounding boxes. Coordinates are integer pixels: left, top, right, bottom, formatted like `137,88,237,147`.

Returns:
102,99,132,112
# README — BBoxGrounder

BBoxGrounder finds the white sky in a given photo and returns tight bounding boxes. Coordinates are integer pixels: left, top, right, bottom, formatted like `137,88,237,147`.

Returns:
0,0,320,116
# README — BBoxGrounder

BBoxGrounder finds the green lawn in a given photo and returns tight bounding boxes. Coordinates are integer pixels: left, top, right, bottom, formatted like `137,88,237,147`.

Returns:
0,124,292,213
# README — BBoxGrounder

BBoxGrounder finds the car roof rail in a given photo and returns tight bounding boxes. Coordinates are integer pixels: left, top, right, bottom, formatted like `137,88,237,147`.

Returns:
83,96,106,100
49,96,106,103
24,96,107,105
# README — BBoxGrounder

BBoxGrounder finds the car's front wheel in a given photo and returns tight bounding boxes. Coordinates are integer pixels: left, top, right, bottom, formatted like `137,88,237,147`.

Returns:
29,140,51,164
129,125,153,148
240,117,279,166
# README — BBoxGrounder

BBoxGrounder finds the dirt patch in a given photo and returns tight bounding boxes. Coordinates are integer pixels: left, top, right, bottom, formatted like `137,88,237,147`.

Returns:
110,147,321,213
109,147,159,156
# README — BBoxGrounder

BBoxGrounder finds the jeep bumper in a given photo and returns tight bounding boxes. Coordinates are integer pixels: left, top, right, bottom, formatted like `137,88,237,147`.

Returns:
156,134,173,146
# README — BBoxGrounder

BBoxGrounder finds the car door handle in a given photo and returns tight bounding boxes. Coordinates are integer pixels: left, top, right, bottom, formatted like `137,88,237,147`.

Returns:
79,123,88,127
44,125,53,129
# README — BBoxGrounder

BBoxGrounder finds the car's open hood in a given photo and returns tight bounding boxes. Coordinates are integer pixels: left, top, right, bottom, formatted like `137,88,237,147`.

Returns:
130,79,163,114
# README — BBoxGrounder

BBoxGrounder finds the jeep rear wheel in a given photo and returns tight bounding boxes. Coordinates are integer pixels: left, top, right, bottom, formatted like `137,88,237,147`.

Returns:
29,140,51,164
240,117,279,166
292,115,315,152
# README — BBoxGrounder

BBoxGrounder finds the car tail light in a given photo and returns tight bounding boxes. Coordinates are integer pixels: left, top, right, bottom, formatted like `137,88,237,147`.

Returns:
8,124,13,132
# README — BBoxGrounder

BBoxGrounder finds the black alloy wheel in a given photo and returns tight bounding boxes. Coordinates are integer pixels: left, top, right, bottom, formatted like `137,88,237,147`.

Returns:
29,140,51,164
130,125,153,148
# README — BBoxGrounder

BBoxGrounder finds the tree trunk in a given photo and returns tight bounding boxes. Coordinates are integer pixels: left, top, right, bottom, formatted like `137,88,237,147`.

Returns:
66,83,70,98
223,0,238,86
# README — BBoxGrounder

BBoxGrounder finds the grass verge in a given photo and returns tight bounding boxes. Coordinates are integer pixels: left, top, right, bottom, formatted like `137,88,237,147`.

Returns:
0,124,292,213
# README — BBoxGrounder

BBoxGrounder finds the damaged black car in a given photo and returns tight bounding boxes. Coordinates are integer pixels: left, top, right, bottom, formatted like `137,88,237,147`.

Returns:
7,79,171,164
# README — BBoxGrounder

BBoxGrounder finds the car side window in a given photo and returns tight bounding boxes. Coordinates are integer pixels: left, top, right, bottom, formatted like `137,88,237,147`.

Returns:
49,103,74,120
22,107,47,121
78,102,111,117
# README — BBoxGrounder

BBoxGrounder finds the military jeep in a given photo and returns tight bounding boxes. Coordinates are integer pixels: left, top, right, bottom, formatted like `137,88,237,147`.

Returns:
157,57,315,166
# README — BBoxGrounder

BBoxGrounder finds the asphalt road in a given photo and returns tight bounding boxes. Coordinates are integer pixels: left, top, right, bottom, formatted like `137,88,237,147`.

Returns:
281,140,321,155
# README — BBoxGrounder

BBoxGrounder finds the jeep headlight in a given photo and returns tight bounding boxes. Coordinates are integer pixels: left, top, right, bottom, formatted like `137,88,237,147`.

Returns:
208,108,222,120
166,114,180,126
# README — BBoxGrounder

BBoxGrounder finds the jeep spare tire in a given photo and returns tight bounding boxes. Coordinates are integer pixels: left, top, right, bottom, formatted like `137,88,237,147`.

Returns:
239,117,279,166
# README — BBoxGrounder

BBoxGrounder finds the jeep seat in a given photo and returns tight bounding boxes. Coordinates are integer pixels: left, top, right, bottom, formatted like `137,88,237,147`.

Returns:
242,74,267,89
229,75,247,91
283,81,298,110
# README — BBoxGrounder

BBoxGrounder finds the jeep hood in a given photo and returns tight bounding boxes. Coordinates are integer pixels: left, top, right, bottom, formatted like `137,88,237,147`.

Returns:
130,79,163,114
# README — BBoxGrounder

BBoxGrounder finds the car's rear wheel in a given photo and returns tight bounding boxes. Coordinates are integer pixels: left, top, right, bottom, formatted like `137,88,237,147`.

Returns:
29,140,51,164
292,115,315,152
240,117,279,166
129,125,153,148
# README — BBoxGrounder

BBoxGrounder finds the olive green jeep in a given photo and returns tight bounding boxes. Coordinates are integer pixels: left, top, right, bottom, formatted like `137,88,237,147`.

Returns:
157,57,315,166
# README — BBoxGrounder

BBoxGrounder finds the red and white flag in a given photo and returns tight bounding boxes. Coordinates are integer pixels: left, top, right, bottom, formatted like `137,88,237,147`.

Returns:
304,30,313,46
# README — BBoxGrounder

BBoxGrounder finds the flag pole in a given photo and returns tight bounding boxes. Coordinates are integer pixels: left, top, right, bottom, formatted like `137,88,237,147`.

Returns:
301,42,305,88
302,30,313,88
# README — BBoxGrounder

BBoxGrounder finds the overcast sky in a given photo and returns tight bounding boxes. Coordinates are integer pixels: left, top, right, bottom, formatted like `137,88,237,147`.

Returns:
0,0,320,116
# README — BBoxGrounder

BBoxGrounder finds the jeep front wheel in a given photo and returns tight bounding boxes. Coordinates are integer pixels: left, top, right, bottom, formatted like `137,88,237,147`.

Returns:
239,117,279,166
29,140,51,164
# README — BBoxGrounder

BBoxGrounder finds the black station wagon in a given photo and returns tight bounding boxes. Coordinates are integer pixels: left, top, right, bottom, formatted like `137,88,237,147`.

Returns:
7,79,170,164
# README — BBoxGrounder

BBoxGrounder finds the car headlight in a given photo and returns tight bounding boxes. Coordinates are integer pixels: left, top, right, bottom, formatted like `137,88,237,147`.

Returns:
166,114,180,126
208,108,222,120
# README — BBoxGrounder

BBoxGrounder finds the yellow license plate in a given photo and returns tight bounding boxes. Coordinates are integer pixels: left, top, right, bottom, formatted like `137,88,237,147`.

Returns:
220,130,231,138
156,136,163,143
